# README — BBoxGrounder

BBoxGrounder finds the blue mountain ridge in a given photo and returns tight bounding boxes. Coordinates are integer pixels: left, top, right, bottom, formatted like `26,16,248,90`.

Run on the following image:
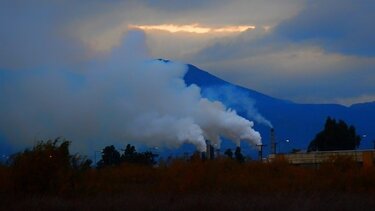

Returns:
183,63,375,155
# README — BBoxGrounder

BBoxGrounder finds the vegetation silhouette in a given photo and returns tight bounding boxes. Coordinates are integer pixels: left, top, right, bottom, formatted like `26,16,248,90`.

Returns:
97,145,121,168
9,138,91,194
308,117,361,151
224,148,233,159
1,137,375,209
223,147,245,163
97,144,158,168
234,147,245,163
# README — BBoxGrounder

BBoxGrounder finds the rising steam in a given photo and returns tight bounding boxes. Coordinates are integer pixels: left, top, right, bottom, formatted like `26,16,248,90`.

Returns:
202,85,273,128
0,31,261,152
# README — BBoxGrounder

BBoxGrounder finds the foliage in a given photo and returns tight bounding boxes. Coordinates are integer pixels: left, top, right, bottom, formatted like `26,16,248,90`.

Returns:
1,139,375,199
9,138,91,194
121,144,157,165
96,145,121,168
97,144,158,168
234,147,245,163
308,117,361,151
224,148,233,159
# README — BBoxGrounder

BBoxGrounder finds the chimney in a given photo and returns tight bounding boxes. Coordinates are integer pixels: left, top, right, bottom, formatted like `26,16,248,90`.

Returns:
270,128,276,154
206,140,215,160
257,144,264,161
206,140,210,159
209,145,215,160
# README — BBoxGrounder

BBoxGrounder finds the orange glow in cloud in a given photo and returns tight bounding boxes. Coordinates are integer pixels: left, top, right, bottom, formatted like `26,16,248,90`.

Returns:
213,25,255,32
129,24,255,34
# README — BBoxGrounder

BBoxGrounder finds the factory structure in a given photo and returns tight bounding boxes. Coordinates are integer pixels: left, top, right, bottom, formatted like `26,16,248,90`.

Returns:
268,149,375,167
201,140,216,160
265,128,375,167
200,128,375,167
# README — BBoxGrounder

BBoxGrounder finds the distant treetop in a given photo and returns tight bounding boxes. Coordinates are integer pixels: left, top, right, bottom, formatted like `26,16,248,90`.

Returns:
308,117,361,152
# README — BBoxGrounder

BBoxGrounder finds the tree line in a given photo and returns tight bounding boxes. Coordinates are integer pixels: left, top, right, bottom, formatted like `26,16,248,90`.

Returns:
97,144,158,168
308,117,362,151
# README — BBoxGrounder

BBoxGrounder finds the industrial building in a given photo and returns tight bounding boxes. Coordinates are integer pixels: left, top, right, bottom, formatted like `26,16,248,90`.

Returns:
265,128,375,167
201,140,216,160
198,128,375,167
268,150,375,167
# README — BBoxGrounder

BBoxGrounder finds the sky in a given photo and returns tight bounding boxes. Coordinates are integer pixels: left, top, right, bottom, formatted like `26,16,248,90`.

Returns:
1,0,375,105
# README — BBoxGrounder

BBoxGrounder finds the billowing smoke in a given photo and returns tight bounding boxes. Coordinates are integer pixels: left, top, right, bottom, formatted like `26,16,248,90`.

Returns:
0,31,261,153
202,85,273,128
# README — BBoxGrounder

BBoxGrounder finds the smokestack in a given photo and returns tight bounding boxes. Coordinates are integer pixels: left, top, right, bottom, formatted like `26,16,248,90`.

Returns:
257,144,264,161
270,128,276,154
206,140,215,160
206,140,210,159
210,145,215,160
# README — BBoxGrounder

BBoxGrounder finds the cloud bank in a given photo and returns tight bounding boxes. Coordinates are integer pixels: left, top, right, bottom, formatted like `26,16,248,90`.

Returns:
184,0,375,105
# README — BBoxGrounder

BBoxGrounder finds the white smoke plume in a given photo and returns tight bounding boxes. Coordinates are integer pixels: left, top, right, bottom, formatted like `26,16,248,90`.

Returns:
202,85,273,128
0,31,261,153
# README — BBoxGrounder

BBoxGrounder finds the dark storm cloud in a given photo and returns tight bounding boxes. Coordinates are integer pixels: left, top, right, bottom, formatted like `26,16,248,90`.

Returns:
0,1,96,69
187,0,375,104
275,0,375,56
193,0,375,61
142,0,224,11
0,0,373,105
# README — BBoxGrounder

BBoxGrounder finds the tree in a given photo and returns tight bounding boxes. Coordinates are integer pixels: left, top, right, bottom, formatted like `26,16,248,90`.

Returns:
234,147,245,163
71,154,92,171
10,138,79,193
121,144,136,163
124,144,136,156
97,144,158,167
97,145,121,168
121,144,157,166
308,117,361,152
224,148,233,159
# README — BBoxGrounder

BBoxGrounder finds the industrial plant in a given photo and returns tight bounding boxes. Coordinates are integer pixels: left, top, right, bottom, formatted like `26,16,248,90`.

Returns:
266,128,375,167
200,128,375,167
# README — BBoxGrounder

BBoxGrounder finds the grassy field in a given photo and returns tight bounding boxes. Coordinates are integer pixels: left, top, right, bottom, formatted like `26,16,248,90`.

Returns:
1,156,375,210
1,191,375,210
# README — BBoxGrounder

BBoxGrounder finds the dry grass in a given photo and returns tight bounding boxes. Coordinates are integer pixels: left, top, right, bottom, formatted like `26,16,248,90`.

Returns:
1,157,375,210
1,192,375,211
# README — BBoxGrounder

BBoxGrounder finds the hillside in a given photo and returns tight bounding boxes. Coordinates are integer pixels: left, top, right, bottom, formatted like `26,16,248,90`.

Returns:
184,64,375,154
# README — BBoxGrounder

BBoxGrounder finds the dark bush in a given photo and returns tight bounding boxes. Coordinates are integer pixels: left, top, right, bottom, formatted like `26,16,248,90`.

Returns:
10,138,90,194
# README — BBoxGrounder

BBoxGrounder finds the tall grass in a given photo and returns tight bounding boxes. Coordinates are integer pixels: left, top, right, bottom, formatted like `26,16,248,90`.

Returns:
1,152,375,209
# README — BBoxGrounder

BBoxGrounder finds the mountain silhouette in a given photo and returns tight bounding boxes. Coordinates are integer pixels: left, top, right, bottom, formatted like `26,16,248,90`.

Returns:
184,63,375,154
